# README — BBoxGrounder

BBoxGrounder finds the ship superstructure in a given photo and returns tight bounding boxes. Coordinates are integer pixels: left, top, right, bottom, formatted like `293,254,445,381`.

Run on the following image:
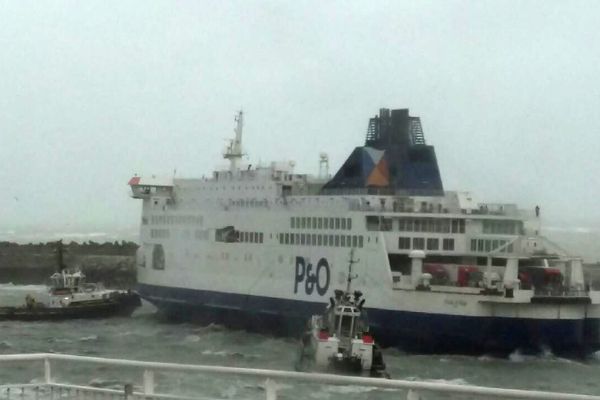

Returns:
130,108,600,353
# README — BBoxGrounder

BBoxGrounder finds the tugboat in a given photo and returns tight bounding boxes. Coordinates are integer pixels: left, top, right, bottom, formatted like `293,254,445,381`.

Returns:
0,241,141,321
296,249,389,378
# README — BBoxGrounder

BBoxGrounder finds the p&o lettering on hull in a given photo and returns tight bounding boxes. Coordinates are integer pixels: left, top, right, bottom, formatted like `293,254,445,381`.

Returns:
294,256,330,296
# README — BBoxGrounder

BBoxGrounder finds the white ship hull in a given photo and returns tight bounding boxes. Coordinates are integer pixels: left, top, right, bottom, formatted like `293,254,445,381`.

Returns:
131,108,600,354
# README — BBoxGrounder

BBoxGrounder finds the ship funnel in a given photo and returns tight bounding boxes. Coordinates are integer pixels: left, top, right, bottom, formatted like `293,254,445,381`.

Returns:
322,108,444,196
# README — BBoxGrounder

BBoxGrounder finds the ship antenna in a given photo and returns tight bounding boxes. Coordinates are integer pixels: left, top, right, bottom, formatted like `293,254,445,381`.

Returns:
224,110,244,172
346,248,360,293
55,239,67,272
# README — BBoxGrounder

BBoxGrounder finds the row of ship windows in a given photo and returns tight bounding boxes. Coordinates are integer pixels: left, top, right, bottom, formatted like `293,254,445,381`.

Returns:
290,217,352,231
398,237,455,251
146,215,204,226
150,228,263,243
201,182,272,191
470,239,514,253
150,229,170,239
278,233,364,248
367,216,466,234
482,220,520,235
239,231,265,244
227,198,269,208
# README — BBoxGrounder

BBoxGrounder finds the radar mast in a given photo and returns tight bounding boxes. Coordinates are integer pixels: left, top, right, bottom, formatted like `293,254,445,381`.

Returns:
224,111,244,172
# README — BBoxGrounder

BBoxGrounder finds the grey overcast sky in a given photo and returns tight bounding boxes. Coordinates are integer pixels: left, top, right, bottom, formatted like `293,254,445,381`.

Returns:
1,1,599,238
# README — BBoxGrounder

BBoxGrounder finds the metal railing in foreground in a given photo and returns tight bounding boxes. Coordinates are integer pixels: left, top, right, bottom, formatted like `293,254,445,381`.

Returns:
1,353,599,400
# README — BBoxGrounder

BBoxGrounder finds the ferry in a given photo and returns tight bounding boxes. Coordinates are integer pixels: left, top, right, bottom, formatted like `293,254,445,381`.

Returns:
129,108,600,354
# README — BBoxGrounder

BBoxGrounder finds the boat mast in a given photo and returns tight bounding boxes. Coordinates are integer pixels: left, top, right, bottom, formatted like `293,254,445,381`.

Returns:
346,248,359,293
55,239,67,272
224,111,244,172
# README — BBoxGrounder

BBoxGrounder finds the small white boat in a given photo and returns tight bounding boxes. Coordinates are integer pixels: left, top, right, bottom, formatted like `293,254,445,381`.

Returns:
297,250,388,378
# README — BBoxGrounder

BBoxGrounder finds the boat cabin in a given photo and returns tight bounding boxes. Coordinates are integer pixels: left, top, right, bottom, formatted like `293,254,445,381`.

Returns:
323,290,369,344
48,271,96,295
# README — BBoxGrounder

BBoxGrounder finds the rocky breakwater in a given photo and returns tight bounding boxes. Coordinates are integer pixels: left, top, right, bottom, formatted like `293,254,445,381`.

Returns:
0,241,138,288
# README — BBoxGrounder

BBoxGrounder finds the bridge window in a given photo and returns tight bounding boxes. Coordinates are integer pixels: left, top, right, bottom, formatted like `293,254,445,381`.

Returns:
443,238,455,251
413,238,425,250
482,220,516,235
451,220,459,233
427,238,439,250
414,219,422,232
398,237,411,249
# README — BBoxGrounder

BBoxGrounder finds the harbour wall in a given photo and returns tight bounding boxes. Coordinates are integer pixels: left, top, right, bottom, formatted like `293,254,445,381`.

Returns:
0,241,137,288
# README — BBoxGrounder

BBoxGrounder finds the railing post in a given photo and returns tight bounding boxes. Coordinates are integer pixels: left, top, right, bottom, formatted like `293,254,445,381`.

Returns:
142,369,154,395
44,358,51,384
264,378,277,400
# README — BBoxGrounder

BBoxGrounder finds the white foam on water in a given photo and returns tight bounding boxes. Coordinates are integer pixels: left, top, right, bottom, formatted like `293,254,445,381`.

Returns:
309,391,332,399
426,378,469,385
184,334,201,343
79,335,99,342
323,385,378,394
89,377,127,389
509,349,526,362
201,350,229,356
0,341,13,349
48,337,74,344
219,384,238,399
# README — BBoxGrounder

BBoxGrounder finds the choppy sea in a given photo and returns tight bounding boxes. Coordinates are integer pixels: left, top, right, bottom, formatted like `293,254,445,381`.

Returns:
2,284,600,399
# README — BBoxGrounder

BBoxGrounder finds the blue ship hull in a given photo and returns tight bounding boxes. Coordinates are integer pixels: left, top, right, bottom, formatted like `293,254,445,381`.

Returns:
138,283,599,355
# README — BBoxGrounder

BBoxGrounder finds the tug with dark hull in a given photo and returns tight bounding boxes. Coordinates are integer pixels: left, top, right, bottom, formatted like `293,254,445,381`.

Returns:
0,241,141,321
0,293,141,321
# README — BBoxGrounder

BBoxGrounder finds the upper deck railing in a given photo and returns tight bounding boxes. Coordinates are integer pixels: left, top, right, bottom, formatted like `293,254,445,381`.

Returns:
1,353,599,400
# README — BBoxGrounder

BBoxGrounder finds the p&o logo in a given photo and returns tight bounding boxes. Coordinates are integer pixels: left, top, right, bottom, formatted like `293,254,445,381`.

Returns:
294,256,330,296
